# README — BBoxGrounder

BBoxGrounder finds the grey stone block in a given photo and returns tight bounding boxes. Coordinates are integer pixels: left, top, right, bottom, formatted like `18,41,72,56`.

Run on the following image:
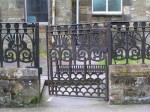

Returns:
123,0,133,6
123,14,132,21
109,64,150,105
0,68,40,107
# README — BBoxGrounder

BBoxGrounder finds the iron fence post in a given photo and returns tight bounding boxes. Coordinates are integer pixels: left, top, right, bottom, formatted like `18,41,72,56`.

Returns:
106,22,112,65
15,24,20,67
125,23,129,64
56,58,60,81
46,25,51,94
35,23,40,68
69,57,72,81
105,55,109,101
0,26,2,67
105,22,111,101
141,22,146,64
34,23,41,97
84,58,87,80
50,57,54,94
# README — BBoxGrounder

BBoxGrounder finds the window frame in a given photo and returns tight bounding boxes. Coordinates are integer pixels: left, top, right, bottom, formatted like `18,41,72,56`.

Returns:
92,0,123,15
24,0,50,25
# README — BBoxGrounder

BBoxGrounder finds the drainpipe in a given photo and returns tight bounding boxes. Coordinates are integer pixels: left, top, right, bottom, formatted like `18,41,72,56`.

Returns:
48,0,51,25
76,0,79,24
24,0,27,22
52,0,55,25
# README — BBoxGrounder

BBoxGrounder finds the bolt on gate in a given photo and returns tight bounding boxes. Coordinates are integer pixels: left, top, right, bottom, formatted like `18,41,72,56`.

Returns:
46,23,109,100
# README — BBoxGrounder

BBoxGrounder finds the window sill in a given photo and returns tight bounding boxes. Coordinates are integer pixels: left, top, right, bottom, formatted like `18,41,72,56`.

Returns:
39,22,48,26
26,22,49,26
92,12,122,15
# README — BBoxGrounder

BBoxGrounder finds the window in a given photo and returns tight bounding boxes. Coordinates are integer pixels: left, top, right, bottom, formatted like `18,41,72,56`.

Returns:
92,0,122,15
25,0,48,23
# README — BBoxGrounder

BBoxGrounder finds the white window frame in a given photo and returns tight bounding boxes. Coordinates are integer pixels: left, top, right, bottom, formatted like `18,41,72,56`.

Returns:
24,0,49,25
92,0,123,15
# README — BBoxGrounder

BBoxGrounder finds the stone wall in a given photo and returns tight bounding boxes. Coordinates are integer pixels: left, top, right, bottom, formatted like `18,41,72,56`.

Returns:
0,68,40,107
0,0,149,24
0,0,24,22
0,0,71,24
109,64,150,104
78,0,122,23
77,0,150,23
55,0,72,25
123,0,150,21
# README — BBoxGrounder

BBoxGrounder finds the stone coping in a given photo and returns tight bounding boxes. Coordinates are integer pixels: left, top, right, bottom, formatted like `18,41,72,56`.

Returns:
109,64,150,73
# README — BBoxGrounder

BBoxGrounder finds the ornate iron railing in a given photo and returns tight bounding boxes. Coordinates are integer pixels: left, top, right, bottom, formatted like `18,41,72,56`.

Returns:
109,21,150,64
47,21,150,99
0,23,39,68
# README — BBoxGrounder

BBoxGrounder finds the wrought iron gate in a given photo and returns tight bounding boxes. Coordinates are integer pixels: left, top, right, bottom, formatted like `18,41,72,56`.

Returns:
47,23,109,100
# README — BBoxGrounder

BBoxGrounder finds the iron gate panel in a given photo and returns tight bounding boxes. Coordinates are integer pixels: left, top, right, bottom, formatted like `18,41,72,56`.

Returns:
110,21,150,64
0,23,40,68
47,23,109,100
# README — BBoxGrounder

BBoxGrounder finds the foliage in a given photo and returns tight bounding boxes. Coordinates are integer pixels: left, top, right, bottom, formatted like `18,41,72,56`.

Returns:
99,59,150,65
30,97,39,104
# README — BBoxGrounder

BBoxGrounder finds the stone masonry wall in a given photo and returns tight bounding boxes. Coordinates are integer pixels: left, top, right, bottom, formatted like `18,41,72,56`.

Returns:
0,68,40,107
0,0,24,22
123,0,150,21
109,64,150,105
78,0,150,23
55,0,72,25
79,0,122,23
0,0,149,24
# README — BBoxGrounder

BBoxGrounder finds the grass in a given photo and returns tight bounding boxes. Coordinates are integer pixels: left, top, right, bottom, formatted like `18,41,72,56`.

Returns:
30,97,39,104
39,51,47,57
99,58,150,65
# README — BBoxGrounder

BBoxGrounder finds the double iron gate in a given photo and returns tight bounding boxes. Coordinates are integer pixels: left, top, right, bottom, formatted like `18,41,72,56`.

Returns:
47,23,109,100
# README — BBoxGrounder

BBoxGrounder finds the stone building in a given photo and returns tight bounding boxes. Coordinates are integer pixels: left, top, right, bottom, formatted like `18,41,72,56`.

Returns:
0,0,150,25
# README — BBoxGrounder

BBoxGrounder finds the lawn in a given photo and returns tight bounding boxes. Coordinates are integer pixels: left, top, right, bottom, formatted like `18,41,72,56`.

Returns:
99,58,150,65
